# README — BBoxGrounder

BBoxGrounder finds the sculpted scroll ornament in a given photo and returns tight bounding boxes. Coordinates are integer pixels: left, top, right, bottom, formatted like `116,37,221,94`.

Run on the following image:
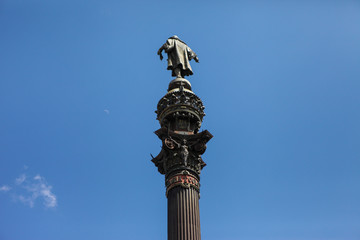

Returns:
151,127,211,176
165,138,175,149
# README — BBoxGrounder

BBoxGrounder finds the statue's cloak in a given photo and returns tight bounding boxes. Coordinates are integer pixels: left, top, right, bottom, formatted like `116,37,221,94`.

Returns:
163,38,196,77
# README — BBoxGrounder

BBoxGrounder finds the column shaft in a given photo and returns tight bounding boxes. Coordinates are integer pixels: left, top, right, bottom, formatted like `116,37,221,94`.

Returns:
168,187,201,240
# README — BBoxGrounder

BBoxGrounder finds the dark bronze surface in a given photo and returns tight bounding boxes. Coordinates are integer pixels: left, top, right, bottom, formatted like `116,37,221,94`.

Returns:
158,36,199,78
168,186,201,240
153,37,211,240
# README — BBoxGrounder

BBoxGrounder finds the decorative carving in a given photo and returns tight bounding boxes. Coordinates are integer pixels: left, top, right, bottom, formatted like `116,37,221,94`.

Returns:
166,173,200,197
165,138,175,149
152,47,212,198
151,127,212,176
156,89,205,133
179,140,189,167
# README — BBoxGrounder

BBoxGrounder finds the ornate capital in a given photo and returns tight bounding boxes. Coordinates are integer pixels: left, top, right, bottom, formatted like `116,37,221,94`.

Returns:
152,77,212,196
151,128,212,177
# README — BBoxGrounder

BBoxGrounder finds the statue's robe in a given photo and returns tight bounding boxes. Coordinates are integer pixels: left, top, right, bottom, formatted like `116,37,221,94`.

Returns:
162,38,197,77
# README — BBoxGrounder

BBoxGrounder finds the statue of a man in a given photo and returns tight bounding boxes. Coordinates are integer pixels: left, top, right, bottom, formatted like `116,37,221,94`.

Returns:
158,36,199,78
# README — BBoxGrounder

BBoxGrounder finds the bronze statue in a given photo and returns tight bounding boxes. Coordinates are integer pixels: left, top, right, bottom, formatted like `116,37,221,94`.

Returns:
158,36,199,78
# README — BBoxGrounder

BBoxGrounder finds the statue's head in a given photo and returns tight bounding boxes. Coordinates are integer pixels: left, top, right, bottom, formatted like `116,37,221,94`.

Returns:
170,35,179,39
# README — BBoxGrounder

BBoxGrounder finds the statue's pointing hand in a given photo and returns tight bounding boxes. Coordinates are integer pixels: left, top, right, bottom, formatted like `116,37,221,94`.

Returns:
157,49,164,61
194,56,199,63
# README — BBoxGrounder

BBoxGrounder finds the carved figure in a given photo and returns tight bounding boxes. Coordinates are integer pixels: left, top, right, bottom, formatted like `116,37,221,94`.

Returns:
152,127,212,175
179,139,189,166
158,36,199,78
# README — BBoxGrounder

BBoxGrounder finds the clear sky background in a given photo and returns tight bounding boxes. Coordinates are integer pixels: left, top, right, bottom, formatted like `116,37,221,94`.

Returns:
1,1,360,240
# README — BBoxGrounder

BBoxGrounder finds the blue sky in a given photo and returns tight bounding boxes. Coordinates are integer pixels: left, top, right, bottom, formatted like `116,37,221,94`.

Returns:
1,1,360,239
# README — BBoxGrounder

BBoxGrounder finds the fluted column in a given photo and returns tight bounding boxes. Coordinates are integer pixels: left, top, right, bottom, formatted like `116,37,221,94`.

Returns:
168,187,201,240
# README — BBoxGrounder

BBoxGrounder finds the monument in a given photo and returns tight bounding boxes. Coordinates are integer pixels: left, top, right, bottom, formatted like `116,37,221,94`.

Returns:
152,36,213,240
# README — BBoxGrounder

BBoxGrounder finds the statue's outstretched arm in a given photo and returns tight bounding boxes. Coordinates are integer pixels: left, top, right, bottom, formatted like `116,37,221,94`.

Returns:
157,46,164,60
188,49,199,63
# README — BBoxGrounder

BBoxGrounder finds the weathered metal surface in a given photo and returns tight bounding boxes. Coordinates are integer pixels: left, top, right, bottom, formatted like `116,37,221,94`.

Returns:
152,37,211,240
152,127,212,176
155,88,205,128
158,36,199,78
167,186,201,240
165,171,200,197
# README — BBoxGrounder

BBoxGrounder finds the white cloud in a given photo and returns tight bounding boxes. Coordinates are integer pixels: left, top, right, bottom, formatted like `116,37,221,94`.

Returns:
15,174,26,185
104,109,110,114
22,175,57,208
0,185,11,192
2,172,57,209
18,195,34,208
34,175,41,180
40,185,57,208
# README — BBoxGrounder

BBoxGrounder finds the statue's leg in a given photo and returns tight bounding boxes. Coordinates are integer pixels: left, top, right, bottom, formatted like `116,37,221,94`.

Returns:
174,68,182,78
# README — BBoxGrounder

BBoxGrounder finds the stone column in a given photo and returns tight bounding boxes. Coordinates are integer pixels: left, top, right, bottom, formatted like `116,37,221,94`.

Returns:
152,78,212,240
167,172,201,240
